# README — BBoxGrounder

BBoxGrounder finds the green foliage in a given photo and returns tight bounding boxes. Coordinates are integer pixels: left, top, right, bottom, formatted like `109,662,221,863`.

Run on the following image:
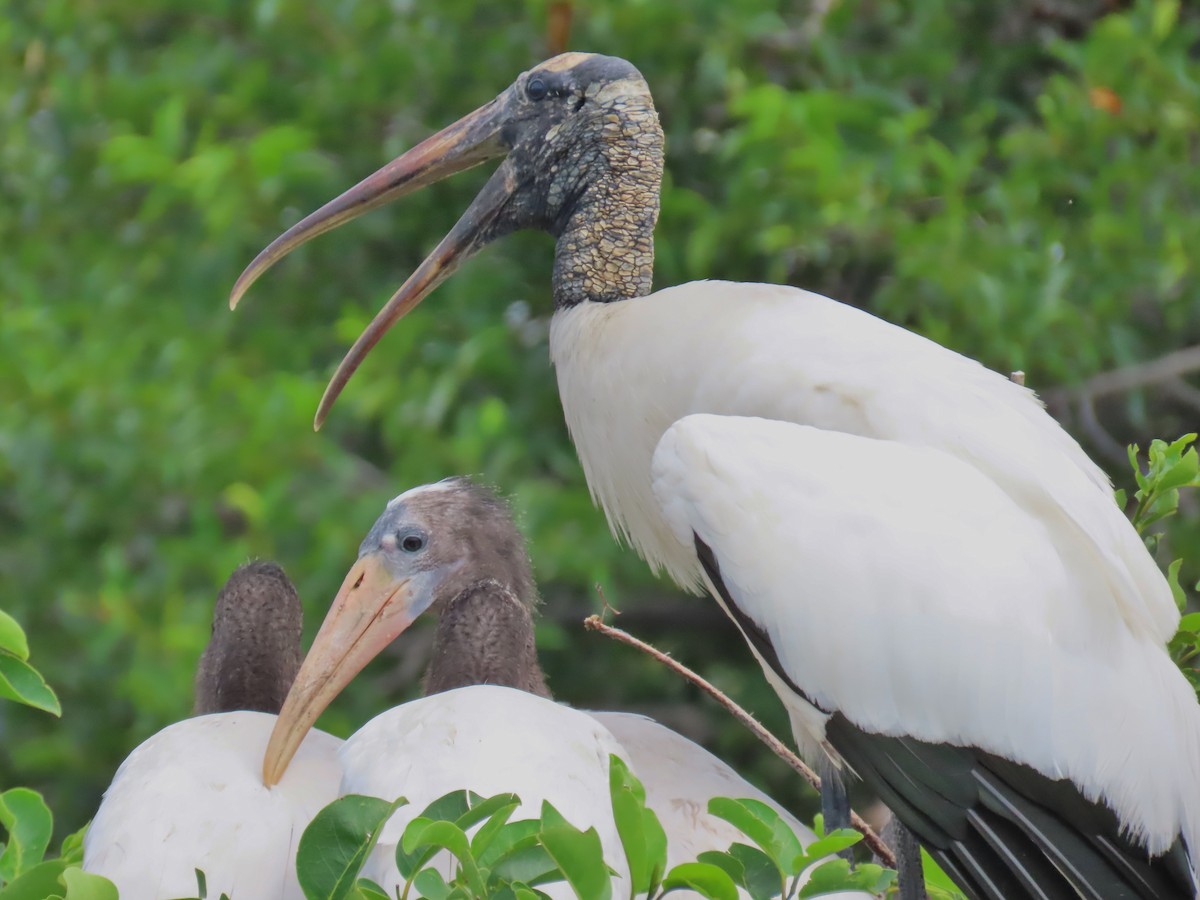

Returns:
295,759,886,900
1125,434,1200,694
608,755,667,896
297,795,407,900
701,801,893,899
0,789,53,883
0,803,113,900
0,613,60,717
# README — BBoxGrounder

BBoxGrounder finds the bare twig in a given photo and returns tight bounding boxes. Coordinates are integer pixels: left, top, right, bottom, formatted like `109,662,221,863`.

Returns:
583,614,897,868
1038,345,1200,466
1043,345,1200,405
1164,377,1200,414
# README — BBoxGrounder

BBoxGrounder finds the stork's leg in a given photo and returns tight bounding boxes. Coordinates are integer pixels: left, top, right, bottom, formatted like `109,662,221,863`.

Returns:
819,756,853,861
883,816,929,900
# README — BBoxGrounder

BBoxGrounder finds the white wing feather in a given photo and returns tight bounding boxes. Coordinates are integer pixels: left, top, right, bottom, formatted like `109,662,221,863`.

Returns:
650,414,1200,861
83,711,342,900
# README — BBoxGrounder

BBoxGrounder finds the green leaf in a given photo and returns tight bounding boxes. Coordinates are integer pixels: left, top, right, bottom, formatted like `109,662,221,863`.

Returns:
0,655,61,716
1168,560,1187,611
55,825,86,873
726,843,783,900
59,868,118,900
1157,448,1199,491
395,791,513,880
794,829,862,867
420,791,473,824
400,820,484,896
696,851,746,888
477,820,542,869
411,869,452,900
1152,0,1180,41
0,612,29,661
488,844,562,887
660,862,740,900
708,798,803,875
538,803,612,900
455,793,521,833
0,859,68,900
297,794,406,900
797,858,899,897
468,801,520,860
608,754,667,896
351,879,390,900
195,868,208,899
0,789,54,881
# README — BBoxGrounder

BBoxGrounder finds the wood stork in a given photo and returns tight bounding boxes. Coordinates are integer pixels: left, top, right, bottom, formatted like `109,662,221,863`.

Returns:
83,562,342,900
262,479,869,898
230,53,1200,897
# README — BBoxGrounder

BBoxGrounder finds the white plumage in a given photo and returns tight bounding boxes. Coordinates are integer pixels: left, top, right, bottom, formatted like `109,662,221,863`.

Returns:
550,282,1175,645
83,712,342,900
651,415,1200,860
335,685,632,897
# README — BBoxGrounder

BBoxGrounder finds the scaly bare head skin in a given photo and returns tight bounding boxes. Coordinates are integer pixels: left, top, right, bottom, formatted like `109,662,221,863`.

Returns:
228,53,663,429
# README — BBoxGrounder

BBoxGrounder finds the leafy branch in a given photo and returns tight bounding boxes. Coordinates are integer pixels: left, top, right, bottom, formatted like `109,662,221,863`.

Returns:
294,764,893,900
1119,433,1200,695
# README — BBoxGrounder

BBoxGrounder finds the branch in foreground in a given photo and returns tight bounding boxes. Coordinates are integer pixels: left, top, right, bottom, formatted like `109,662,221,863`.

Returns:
583,613,897,868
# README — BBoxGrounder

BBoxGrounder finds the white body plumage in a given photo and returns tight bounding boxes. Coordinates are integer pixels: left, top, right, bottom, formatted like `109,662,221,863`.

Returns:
83,711,342,900
338,685,632,897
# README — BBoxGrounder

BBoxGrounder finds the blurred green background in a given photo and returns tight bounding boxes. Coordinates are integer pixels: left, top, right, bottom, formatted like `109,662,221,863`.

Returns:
3,0,1198,838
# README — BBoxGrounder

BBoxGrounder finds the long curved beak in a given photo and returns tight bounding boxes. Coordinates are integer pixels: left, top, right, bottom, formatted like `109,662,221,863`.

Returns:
229,94,519,429
262,553,431,786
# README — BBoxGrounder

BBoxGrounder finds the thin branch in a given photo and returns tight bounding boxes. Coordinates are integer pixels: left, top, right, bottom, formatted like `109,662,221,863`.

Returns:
583,613,897,868
1043,345,1200,406
1164,377,1200,414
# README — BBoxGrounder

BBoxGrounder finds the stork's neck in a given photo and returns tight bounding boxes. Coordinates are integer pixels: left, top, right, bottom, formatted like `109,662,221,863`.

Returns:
194,623,302,715
423,579,551,698
551,101,664,308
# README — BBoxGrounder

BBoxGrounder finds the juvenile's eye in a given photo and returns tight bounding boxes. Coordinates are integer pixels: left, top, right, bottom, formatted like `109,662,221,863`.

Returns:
401,534,425,553
526,77,548,101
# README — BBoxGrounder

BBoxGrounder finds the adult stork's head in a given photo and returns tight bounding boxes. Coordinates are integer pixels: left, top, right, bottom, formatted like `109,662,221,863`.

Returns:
261,478,541,786
231,52,664,428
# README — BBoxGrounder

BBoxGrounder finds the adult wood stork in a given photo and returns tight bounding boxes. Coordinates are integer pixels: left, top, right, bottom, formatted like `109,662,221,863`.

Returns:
231,53,1200,897
263,479,868,898
83,562,342,900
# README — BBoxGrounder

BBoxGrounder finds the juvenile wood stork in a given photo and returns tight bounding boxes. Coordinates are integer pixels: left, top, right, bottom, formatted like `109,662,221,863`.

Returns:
231,53,1200,897
83,562,342,900
263,479,869,898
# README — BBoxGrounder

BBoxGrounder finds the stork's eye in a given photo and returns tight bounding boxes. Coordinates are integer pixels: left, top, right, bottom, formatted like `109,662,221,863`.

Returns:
526,77,548,101
400,534,425,553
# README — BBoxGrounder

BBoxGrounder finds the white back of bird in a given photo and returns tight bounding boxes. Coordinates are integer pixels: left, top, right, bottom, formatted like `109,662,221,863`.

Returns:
649,415,1200,868
83,711,342,900
339,685,633,897
590,711,873,900
549,281,1177,646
